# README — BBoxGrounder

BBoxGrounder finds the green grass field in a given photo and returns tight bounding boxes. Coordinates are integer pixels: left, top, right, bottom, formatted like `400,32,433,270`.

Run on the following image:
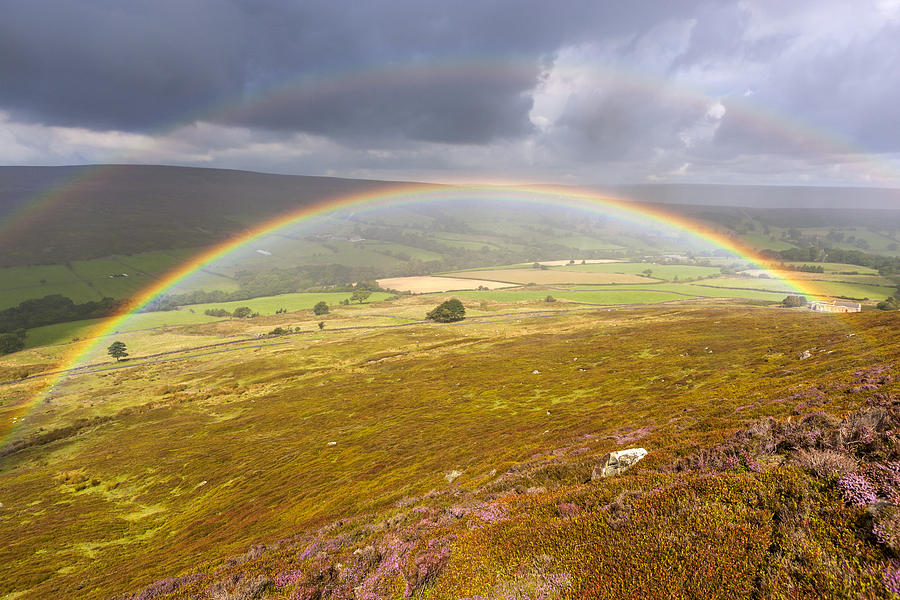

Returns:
116,250,195,274
560,262,722,280
0,264,81,288
453,283,787,304
0,282,101,310
781,261,880,274
702,277,894,300
184,291,394,315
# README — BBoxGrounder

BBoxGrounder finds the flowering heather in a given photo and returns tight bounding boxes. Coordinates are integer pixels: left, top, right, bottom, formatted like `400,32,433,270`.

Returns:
273,569,304,588
556,502,583,518
297,534,349,561
885,562,900,595
864,462,900,503
606,425,654,445
874,506,900,552
474,503,506,526
130,573,205,599
855,364,894,387
838,473,878,507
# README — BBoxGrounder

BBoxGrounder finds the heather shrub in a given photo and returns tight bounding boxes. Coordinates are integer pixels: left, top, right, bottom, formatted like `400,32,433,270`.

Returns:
873,506,900,553
791,448,857,479
837,473,878,507
862,462,900,503
885,561,900,595
403,537,452,594
556,503,583,518
207,575,271,600
130,573,205,599
605,490,642,531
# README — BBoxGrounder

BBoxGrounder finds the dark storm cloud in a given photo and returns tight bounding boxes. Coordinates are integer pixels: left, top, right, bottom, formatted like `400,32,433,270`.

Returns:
0,0,702,143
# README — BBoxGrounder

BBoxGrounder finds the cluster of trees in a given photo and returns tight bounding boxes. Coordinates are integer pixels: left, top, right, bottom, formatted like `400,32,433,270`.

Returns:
0,295,122,334
202,306,258,318
0,330,26,355
789,264,825,273
145,267,388,312
877,296,900,310
765,247,900,275
426,298,465,322
782,295,808,308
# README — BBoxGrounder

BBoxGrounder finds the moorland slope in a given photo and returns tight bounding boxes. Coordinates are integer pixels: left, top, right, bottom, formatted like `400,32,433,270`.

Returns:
1,295,898,599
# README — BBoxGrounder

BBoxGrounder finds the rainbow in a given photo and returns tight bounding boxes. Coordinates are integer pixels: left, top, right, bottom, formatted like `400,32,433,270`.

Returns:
1,183,835,448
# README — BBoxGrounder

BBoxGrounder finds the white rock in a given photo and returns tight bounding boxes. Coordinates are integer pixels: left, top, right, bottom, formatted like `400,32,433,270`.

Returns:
532,369,540,374
445,470,462,483
591,448,648,480
327,441,337,446
799,350,812,360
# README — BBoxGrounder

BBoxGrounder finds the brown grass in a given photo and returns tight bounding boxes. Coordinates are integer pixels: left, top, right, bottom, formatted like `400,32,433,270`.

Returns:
376,276,515,293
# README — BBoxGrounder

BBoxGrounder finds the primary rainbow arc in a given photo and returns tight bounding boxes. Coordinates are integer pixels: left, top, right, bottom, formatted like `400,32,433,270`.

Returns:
4,183,829,447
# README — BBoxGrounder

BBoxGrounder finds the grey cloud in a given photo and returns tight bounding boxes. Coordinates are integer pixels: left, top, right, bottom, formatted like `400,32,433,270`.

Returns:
0,0,704,144
548,83,710,161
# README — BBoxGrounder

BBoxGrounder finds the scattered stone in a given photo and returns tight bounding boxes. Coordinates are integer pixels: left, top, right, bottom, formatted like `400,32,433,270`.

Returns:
445,470,462,483
799,350,812,360
591,448,648,480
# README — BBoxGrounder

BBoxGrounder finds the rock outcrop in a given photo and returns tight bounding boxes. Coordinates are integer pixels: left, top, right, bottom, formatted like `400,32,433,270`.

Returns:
591,448,648,480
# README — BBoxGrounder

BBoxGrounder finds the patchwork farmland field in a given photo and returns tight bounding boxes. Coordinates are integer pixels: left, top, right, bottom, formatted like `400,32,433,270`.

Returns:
377,276,514,293
450,269,651,285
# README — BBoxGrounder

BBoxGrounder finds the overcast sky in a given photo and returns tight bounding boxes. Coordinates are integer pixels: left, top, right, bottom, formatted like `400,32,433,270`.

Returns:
2,0,900,187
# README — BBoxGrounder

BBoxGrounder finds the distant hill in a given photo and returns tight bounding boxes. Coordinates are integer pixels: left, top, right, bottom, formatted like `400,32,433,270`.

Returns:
2,165,900,269
0,165,427,267
609,183,900,210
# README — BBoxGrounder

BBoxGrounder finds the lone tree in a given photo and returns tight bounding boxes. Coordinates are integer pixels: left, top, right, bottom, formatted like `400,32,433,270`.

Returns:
350,289,372,303
0,332,25,355
427,298,465,323
313,301,329,315
232,306,253,318
318,321,325,330
107,340,128,362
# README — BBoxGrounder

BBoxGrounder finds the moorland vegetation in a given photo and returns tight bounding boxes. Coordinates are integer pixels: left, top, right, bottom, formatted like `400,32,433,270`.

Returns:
1,296,899,599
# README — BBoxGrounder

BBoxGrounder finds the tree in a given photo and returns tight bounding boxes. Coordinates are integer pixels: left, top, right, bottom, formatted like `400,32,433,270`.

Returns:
107,340,128,362
877,296,900,310
545,295,557,302
0,332,25,355
313,301,329,315
232,306,253,318
318,321,325,330
782,295,808,308
427,298,465,322
350,289,371,303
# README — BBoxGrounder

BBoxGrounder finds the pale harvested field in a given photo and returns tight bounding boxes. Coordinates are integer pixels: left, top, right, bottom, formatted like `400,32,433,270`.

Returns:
377,276,515,293
456,269,649,285
537,259,622,266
